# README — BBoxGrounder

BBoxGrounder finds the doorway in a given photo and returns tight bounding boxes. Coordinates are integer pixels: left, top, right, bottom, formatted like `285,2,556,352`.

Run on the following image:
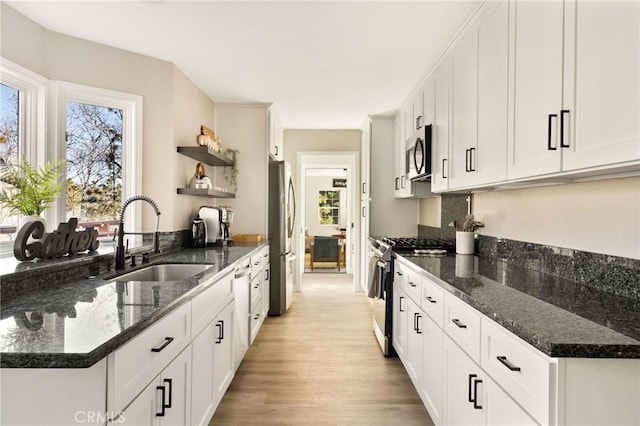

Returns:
296,152,359,292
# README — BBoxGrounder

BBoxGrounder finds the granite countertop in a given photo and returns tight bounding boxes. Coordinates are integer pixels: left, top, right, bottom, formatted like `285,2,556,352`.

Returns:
0,244,265,368
397,253,640,358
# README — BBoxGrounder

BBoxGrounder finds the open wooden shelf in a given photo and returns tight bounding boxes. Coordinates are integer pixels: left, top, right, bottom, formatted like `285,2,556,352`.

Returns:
177,146,232,167
176,188,236,198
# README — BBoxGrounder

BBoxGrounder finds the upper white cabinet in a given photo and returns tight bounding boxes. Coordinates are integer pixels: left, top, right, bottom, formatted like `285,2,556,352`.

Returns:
561,0,640,171
268,106,284,161
509,0,639,179
449,26,479,190
431,60,451,193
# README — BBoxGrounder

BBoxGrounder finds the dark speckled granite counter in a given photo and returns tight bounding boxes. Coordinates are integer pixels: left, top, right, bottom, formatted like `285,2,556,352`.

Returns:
0,244,265,368
397,253,640,358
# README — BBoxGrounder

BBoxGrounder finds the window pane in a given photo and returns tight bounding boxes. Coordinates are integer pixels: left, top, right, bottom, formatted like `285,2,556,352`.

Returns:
66,101,123,240
0,83,19,243
318,190,340,225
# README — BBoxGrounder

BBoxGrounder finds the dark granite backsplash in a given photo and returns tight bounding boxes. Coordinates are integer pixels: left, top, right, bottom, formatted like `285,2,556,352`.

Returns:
476,235,640,301
1,230,190,300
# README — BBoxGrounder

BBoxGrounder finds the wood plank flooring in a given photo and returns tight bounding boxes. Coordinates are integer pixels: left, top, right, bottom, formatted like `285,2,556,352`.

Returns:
210,273,433,425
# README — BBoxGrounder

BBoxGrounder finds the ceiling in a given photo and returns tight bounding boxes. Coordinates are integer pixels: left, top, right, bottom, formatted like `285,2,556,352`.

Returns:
8,1,481,129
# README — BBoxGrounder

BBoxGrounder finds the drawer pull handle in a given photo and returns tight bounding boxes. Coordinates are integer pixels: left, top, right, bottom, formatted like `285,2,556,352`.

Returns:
215,320,224,343
156,385,166,417
452,318,467,329
163,378,173,409
468,374,477,403
254,314,260,320
472,378,483,409
409,281,417,287
497,355,521,372
425,296,437,304
151,337,174,353
399,296,405,312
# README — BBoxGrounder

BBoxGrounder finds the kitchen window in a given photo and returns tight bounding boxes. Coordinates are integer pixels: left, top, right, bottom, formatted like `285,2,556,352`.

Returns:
58,83,143,247
318,190,340,225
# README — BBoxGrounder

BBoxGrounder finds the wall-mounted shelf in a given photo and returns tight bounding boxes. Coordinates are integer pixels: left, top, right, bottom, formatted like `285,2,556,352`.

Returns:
176,188,235,198
177,146,232,167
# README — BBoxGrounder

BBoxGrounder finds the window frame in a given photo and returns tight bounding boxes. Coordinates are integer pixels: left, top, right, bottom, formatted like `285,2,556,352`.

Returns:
52,81,143,239
318,189,340,226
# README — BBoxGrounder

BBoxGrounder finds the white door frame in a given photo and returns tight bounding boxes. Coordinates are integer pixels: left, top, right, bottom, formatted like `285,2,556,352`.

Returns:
296,151,360,292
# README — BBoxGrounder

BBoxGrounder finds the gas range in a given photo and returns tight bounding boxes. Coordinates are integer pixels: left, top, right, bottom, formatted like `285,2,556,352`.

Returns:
381,236,453,256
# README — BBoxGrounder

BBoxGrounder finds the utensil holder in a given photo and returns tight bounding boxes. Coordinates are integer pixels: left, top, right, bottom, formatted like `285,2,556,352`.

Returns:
456,231,475,255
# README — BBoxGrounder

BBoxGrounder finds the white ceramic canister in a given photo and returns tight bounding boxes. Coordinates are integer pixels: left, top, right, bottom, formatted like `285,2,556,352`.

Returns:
455,231,475,255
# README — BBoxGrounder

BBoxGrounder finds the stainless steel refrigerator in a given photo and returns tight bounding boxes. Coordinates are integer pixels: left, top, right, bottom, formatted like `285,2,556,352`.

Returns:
268,161,296,315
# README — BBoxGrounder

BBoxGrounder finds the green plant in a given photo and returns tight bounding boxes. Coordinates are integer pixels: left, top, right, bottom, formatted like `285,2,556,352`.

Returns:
0,156,65,216
223,148,239,192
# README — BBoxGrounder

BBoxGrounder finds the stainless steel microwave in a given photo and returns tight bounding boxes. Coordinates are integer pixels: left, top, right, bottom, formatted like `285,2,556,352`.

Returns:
406,124,432,181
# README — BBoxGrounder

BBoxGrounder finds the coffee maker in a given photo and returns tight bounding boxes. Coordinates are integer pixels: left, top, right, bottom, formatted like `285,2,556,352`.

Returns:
198,206,233,246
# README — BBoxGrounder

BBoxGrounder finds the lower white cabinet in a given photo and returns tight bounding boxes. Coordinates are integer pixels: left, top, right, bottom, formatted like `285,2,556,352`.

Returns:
443,334,536,426
404,296,423,387
116,346,192,426
392,285,407,360
191,299,235,426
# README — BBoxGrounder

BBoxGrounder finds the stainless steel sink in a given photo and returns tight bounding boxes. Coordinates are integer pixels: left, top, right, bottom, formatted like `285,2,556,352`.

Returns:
114,264,209,281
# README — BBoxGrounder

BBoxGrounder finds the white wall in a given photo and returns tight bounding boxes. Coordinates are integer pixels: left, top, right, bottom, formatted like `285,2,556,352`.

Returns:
1,3,217,232
472,177,640,259
419,197,441,227
305,175,346,237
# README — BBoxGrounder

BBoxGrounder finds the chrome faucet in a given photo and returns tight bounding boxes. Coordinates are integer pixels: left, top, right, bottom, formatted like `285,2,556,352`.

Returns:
115,195,161,271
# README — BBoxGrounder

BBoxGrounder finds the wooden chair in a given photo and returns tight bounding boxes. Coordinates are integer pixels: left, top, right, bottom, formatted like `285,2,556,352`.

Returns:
310,236,341,271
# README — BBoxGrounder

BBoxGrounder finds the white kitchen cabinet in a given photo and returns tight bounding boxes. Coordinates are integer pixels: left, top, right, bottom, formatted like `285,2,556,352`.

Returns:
431,60,451,193
476,1,509,186
449,27,478,190
508,0,564,179
116,346,192,426
404,296,424,387
191,300,235,426
268,106,284,161
443,335,536,426
108,302,192,416
509,0,639,180
419,312,444,426
561,0,640,171
392,284,408,361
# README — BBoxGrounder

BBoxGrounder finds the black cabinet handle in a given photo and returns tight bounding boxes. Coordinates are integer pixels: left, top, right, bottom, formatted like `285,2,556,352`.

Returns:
413,312,420,331
397,271,403,276
452,318,467,329
416,314,422,334
560,109,570,148
473,378,483,409
151,337,174,353
497,355,522,371
548,114,558,150
442,159,447,179
215,320,224,343
395,177,399,190
465,149,470,172
401,175,406,189
469,148,476,172
362,206,366,218
362,182,366,194
156,385,166,417
409,280,417,287
399,296,405,312
416,115,423,130
163,378,172,408
274,145,278,156
468,374,477,403
254,313,260,320
425,296,437,304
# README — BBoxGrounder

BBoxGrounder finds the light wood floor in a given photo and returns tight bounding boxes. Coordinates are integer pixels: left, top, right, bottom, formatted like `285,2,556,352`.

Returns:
210,273,433,425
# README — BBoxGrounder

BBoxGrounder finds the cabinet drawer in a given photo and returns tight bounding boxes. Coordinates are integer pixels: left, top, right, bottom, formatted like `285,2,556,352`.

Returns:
249,303,263,344
192,270,234,337
250,275,262,311
443,293,481,363
404,269,422,304
481,318,552,424
421,276,445,328
393,259,407,291
109,302,191,415
250,252,262,279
